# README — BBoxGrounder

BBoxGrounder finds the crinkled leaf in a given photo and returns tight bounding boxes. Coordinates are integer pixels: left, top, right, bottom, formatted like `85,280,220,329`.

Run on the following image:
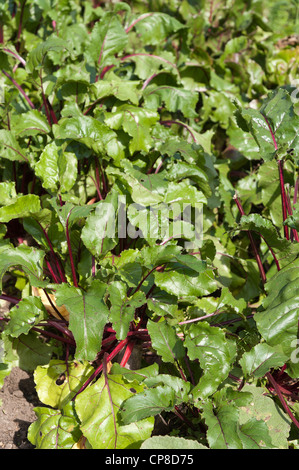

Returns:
105,105,159,155
120,384,175,425
0,129,28,162
184,322,236,399
87,12,127,66
0,194,41,223
141,435,208,449
108,281,146,340
239,384,291,449
133,12,185,45
35,141,77,193
53,115,124,160
10,109,51,137
144,85,198,118
81,189,119,258
5,296,47,338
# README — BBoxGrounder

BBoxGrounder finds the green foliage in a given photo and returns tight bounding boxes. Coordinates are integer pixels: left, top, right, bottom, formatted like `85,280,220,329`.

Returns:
0,0,298,450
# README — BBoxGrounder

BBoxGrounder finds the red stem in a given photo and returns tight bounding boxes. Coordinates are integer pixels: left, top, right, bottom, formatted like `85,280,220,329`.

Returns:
72,337,130,399
266,372,299,430
66,210,79,288
278,160,289,240
234,194,267,284
1,69,35,109
120,340,136,367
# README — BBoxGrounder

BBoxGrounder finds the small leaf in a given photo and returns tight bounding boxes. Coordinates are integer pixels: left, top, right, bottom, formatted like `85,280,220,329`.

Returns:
108,281,146,340
184,322,236,399
34,359,94,409
147,319,185,363
0,194,41,223
28,403,81,449
5,296,47,338
240,343,288,378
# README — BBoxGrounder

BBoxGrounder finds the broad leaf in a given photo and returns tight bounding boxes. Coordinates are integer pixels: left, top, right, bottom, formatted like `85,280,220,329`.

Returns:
75,373,154,449
34,359,94,409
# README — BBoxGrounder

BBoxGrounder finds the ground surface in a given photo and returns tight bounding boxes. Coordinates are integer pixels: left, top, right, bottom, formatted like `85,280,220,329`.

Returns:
0,367,40,449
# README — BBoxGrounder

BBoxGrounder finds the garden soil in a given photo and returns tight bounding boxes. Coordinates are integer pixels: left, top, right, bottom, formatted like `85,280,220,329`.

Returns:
0,367,40,449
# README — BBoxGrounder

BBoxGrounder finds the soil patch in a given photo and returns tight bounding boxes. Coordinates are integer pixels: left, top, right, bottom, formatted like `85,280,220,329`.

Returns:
0,367,41,449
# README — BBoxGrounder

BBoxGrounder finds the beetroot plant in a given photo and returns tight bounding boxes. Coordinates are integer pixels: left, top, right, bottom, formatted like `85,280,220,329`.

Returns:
0,0,299,450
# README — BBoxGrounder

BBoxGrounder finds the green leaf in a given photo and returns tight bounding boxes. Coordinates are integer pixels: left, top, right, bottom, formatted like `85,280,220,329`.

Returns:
235,213,291,254
0,129,28,162
236,88,299,161
254,257,299,357
239,384,291,448
141,436,208,449
104,105,159,154
91,79,140,105
34,359,94,409
0,244,46,289
3,331,55,372
147,319,185,363
184,322,236,399
27,37,71,72
10,109,51,137
81,189,119,258
240,343,288,378
132,12,185,45
5,296,47,338
120,384,175,424
0,194,41,223
75,373,154,449
154,264,218,301
53,115,124,160
28,403,81,449
144,85,198,118
87,12,127,66
35,141,78,193
0,182,17,206
55,280,109,361
108,281,146,340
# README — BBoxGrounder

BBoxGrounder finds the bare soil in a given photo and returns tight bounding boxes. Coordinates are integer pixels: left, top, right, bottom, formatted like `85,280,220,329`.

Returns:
0,367,40,449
